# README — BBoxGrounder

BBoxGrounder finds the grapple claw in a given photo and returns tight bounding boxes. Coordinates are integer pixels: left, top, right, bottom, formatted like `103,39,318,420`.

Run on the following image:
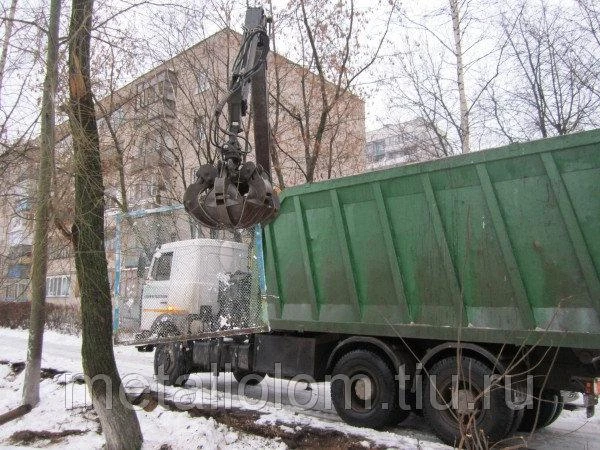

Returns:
184,162,279,230
183,7,278,230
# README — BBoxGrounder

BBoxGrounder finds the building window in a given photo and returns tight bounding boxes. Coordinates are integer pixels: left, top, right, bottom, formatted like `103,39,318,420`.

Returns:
373,140,385,159
196,72,209,94
8,216,29,246
105,229,116,253
46,275,71,297
3,280,28,302
190,167,199,183
194,116,205,142
110,107,125,128
367,139,386,163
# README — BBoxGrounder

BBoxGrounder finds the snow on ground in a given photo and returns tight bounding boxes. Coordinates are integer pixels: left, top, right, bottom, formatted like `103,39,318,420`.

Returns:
0,368,285,449
0,327,599,449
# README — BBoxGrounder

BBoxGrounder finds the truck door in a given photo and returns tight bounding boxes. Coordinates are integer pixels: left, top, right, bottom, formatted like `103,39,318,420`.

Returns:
140,250,174,332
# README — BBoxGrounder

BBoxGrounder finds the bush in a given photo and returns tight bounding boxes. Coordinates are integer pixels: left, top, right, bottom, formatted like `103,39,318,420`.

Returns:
0,302,81,334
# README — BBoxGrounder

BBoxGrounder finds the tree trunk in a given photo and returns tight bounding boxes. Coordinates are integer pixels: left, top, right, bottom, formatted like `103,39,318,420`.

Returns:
67,1,142,448
449,0,470,154
21,0,61,408
0,0,18,104
0,404,31,425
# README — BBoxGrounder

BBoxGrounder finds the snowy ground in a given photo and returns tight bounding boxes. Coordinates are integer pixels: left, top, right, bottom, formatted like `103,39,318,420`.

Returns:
0,328,598,449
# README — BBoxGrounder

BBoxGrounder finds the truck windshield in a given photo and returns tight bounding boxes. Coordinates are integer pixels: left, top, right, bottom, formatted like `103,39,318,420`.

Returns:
150,252,173,281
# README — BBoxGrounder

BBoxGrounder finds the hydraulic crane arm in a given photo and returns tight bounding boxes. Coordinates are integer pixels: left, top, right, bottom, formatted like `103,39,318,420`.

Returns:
183,7,279,229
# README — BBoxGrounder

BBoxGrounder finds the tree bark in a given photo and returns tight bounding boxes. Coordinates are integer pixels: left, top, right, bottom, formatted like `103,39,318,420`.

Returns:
449,0,470,154
22,0,61,408
67,0,142,448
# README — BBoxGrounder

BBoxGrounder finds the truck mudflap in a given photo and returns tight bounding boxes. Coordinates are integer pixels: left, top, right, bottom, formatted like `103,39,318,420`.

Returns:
583,394,598,418
573,376,600,418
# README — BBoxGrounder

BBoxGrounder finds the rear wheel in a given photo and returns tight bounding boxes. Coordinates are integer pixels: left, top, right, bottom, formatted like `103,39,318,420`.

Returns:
423,356,514,446
233,369,265,386
330,349,409,429
546,393,564,426
518,389,560,432
154,342,191,387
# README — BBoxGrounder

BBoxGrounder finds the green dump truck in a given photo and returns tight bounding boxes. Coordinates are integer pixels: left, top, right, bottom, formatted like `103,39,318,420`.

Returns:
154,129,600,445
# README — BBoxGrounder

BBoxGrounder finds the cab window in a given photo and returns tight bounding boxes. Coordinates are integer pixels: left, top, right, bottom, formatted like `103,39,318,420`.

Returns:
151,252,173,281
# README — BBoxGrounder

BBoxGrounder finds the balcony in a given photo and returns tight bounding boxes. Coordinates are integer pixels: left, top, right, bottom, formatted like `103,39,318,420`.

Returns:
134,69,177,125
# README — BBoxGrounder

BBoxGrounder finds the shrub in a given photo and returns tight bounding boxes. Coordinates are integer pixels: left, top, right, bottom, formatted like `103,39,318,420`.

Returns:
0,302,81,334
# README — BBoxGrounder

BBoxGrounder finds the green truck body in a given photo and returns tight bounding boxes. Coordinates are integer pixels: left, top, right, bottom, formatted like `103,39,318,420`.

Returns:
263,129,600,350
150,130,600,444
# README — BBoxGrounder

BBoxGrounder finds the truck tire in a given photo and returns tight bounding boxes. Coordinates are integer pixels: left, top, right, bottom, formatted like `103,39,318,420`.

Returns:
546,393,564,426
233,369,265,386
423,356,514,446
330,349,409,429
154,342,191,387
518,390,560,432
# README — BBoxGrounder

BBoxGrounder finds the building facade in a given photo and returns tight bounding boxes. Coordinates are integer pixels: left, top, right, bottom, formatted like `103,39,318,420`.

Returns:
365,119,447,171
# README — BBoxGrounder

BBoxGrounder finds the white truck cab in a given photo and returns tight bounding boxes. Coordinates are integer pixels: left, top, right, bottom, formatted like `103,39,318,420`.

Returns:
139,238,248,338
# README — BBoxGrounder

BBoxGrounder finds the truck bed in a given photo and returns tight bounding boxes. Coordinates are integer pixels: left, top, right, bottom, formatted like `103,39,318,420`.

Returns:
263,129,600,349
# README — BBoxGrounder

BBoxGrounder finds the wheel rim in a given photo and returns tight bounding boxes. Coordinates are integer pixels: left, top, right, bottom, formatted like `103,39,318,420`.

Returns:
436,377,484,429
350,372,378,411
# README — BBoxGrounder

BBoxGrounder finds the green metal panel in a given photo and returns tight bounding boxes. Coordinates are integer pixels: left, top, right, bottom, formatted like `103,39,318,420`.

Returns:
263,129,600,349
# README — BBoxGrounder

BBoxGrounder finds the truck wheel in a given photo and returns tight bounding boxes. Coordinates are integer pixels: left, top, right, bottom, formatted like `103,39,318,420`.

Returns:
330,349,408,429
423,356,514,446
233,369,265,386
546,393,564,426
154,342,191,387
518,390,559,432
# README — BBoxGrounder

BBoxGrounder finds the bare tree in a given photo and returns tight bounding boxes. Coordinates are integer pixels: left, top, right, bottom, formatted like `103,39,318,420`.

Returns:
494,0,600,139
269,0,393,184
577,0,600,47
67,0,142,447
21,0,61,408
449,0,470,153
387,1,504,155
0,0,19,103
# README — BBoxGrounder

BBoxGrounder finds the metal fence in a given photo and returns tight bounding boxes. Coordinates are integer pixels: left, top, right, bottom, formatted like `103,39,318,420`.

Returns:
112,205,268,345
